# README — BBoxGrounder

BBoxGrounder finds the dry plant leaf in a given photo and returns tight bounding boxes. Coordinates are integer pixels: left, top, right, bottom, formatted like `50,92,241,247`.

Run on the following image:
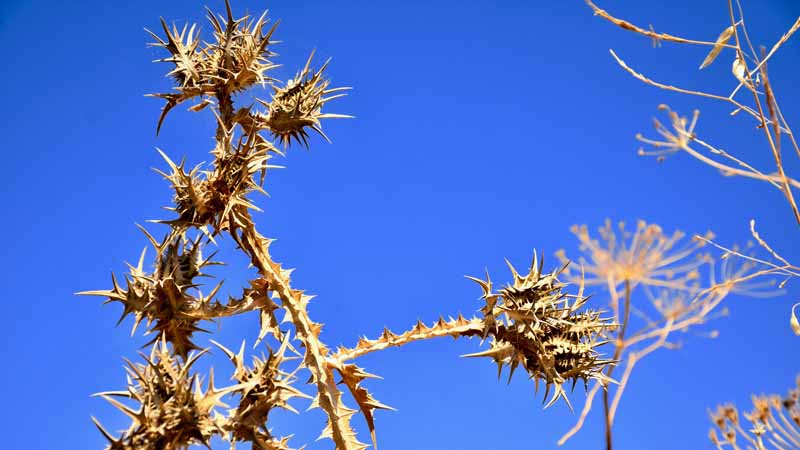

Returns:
699,25,735,69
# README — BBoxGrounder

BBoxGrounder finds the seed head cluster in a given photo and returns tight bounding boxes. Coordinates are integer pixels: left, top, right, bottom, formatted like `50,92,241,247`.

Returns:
466,254,615,408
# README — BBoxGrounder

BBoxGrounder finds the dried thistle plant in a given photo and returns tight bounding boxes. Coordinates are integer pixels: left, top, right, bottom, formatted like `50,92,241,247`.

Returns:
554,219,781,449
81,2,617,449
584,0,800,330
709,376,800,450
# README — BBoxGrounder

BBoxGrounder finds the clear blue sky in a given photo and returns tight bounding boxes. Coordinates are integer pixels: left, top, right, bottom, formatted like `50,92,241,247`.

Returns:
1,0,798,449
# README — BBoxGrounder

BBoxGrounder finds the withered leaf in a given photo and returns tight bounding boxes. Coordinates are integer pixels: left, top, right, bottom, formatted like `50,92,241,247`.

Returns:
699,25,735,70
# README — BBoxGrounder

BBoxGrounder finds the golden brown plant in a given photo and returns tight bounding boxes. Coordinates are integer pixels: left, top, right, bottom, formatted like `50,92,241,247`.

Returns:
709,376,800,450
81,2,617,449
554,219,784,449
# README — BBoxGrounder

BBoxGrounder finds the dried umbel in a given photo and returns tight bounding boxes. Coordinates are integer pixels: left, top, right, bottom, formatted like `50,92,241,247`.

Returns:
709,376,800,450
465,254,614,408
556,219,713,292
555,219,779,449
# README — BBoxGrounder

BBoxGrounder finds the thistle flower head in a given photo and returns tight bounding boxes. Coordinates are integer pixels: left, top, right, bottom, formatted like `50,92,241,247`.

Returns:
261,51,352,148
466,252,615,409
79,229,222,358
155,131,273,233
148,0,280,132
212,337,307,449
204,5,280,93
92,340,229,450
148,2,349,233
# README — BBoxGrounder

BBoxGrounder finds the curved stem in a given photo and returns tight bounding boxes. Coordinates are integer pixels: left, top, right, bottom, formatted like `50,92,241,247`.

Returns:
684,138,800,190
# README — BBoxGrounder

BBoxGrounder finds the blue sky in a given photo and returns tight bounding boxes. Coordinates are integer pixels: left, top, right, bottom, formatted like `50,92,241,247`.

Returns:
1,0,798,449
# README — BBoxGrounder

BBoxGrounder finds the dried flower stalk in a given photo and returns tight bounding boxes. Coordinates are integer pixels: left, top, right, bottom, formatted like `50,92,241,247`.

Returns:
555,219,783,449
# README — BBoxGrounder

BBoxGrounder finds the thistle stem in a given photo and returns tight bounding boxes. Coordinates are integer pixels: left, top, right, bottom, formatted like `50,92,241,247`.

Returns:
329,317,484,366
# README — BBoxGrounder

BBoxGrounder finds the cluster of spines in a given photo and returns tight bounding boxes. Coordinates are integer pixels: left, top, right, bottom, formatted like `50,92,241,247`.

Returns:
465,253,615,409
80,229,222,358
92,340,231,450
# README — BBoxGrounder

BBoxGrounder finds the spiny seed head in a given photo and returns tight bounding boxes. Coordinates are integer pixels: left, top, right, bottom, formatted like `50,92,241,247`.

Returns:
212,337,306,449
79,229,221,359
93,341,228,450
264,52,351,148
147,0,349,144
147,1,279,132
466,251,615,409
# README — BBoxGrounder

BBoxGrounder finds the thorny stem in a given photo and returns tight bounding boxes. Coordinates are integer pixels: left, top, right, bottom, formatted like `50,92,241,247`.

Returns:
235,218,358,450
329,317,484,366
200,51,359,448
